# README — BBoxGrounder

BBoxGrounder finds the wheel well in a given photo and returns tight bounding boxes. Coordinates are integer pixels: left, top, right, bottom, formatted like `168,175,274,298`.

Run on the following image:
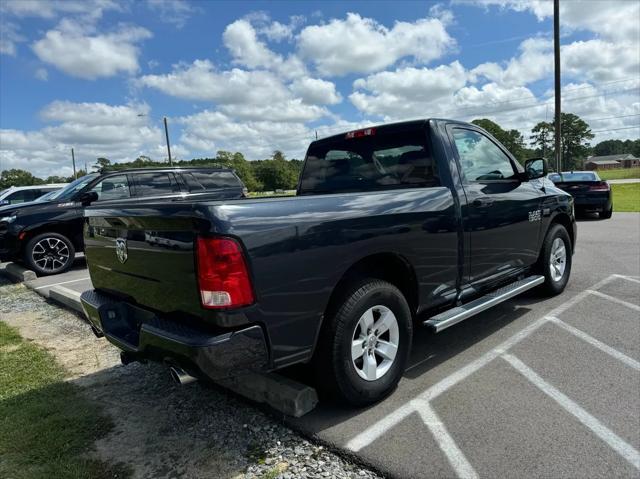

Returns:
324,253,419,319
21,224,81,253
549,213,574,250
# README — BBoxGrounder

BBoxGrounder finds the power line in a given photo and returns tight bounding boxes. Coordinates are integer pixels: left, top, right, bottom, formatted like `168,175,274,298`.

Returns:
590,125,640,133
498,114,640,134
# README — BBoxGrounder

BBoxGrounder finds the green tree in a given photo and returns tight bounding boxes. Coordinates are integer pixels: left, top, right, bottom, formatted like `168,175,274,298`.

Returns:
0,169,44,189
529,113,594,170
593,139,640,157
93,157,111,171
45,175,67,184
255,151,299,191
530,121,555,161
471,118,527,164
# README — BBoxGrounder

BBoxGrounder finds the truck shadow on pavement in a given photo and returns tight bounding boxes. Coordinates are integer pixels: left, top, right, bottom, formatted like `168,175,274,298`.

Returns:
283,294,536,439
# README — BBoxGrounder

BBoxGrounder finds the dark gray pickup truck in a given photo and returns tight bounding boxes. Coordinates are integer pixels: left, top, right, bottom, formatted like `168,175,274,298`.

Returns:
81,119,576,405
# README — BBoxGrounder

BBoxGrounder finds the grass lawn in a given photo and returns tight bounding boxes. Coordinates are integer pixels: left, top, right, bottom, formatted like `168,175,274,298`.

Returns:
0,321,129,479
598,167,640,180
612,183,640,212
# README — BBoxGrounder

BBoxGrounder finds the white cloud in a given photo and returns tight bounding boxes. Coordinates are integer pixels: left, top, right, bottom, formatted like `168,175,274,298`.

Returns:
297,12,455,76
223,19,282,70
145,0,198,29
138,60,290,104
290,78,342,105
350,61,469,118
138,60,329,122
0,21,24,55
34,68,48,81
459,0,639,43
0,0,121,21
223,19,306,79
472,37,552,87
562,40,640,84
0,101,181,177
32,21,152,79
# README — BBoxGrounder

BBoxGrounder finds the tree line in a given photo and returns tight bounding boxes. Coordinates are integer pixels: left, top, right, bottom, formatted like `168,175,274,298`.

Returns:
2,112,638,190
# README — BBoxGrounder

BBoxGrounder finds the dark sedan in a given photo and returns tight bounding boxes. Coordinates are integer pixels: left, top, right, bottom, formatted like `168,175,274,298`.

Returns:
548,171,612,219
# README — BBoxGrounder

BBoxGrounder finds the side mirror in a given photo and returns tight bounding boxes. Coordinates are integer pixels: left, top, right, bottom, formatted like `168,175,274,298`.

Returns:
77,191,99,205
524,157,547,180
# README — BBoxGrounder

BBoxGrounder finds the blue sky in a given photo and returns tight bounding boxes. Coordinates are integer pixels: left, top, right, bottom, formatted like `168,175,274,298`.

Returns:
1,0,638,177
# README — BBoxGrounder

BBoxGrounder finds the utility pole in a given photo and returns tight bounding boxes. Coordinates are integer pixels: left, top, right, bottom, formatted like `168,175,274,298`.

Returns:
553,0,562,173
71,148,77,179
163,116,173,166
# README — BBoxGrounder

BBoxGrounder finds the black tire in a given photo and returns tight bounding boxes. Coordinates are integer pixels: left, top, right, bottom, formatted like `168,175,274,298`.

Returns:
314,278,413,406
536,224,572,296
24,232,75,276
600,205,613,219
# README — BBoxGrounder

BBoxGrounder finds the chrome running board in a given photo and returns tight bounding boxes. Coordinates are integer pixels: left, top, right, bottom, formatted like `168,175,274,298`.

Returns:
424,275,545,333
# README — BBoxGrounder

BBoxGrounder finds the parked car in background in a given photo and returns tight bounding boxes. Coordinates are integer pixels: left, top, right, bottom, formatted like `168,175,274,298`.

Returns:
80,119,576,406
0,184,66,206
0,167,246,275
548,171,612,219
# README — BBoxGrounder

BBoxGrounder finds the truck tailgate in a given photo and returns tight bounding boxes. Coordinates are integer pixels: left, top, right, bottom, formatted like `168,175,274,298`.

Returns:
84,204,203,317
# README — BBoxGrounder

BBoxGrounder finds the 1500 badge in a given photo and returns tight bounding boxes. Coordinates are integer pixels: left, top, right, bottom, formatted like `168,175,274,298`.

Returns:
528,210,542,222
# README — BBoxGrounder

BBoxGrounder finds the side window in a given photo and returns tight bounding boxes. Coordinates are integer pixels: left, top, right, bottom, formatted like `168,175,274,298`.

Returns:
452,129,516,181
89,175,131,201
182,171,241,192
133,172,180,197
7,190,40,204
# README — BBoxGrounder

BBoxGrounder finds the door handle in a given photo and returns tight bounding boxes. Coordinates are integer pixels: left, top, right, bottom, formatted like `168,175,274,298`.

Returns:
472,197,494,208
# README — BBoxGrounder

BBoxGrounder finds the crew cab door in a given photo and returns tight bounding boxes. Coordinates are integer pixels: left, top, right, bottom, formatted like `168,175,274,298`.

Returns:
449,126,543,286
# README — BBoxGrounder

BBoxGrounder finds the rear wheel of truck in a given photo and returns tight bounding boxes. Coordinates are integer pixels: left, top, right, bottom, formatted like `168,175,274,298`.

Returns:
24,232,75,276
537,224,572,296
315,278,412,406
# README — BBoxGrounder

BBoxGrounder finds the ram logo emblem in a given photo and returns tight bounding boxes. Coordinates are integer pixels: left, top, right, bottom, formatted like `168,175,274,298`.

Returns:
115,238,128,264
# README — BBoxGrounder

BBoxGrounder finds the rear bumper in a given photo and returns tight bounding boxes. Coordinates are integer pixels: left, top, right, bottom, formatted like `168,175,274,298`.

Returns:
0,230,20,262
80,289,269,379
573,195,612,211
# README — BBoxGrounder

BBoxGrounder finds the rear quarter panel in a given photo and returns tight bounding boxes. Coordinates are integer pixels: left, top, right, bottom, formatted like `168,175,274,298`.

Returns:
195,188,458,366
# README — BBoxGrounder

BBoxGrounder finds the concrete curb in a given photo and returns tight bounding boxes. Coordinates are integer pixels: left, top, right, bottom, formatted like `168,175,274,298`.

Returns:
49,285,84,314
3,262,37,282
220,372,319,418
40,282,319,417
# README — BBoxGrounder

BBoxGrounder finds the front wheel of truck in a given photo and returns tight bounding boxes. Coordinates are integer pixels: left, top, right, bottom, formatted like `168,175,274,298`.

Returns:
537,223,572,296
315,278,412,406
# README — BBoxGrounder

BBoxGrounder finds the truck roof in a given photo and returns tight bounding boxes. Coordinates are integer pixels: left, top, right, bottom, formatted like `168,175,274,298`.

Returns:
314,118,470,145
98,166,235,175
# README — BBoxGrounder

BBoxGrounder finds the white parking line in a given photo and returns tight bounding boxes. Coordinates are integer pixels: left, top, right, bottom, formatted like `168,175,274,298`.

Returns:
614,274,640,284
33,277,90,290
346,274,620,454
548,316,640,371
588,290,640,312
503,353,640,471
413,398,479,479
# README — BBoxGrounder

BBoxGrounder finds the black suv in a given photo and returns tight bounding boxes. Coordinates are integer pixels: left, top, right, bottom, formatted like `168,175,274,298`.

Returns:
0,167,246,275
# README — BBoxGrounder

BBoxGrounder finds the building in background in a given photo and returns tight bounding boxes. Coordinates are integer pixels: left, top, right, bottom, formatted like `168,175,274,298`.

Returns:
584,154,639,170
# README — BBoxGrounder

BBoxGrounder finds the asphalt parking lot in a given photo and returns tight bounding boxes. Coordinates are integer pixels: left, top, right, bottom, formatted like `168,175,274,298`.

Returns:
4,213,640,479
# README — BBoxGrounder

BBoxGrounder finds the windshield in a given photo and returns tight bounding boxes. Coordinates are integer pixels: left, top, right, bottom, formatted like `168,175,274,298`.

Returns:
47,174,98,201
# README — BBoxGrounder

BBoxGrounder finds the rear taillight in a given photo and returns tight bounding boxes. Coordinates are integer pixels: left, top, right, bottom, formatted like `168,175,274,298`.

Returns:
196,237,254,309
589,181,610,191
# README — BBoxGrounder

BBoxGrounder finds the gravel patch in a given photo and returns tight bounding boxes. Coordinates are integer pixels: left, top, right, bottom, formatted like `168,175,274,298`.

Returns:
0,275,383,479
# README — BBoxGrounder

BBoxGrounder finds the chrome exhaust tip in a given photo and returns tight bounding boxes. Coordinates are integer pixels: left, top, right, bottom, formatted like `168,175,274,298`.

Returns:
169,366,197,386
